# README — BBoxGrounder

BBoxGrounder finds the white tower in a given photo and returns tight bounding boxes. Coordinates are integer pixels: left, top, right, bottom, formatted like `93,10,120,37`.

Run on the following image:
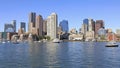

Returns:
47,13,58,39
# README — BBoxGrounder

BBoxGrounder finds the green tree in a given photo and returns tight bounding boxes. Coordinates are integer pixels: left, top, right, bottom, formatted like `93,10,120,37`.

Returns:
46,36,51,40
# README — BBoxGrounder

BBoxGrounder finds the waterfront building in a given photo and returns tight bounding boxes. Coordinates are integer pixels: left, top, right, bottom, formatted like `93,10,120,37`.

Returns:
95,20,104,34
18,28,24,36
31,27,39,35
116,29,120,35
47,13,58,39
43,20,47,35
0,32,8,40
107,28,112,33
69,28,77,34
36,15,43,36
107,32,117,41
7,32,18,41
28,12,36,33
85,31,95,41
116,29,120,41
97,28,107,41
59,20,69,33
69,33,84,40
20,22,26,32
98,28,106,35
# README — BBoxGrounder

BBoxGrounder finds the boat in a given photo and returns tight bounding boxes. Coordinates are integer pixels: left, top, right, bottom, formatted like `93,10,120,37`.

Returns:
105,33,118,47
52,38,62,43
106,41,118,47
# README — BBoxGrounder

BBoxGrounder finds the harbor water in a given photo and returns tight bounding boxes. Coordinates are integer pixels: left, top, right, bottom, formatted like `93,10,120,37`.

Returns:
0,42,120,68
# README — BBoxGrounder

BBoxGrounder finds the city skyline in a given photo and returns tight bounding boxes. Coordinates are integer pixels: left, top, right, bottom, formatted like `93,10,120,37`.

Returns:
0,0,120,32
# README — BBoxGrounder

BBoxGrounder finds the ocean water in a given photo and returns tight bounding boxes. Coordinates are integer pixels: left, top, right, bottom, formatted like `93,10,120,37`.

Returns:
0,42,120,68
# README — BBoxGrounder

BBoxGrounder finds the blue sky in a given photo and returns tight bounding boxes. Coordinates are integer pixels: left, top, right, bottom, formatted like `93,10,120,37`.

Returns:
0,0,120,32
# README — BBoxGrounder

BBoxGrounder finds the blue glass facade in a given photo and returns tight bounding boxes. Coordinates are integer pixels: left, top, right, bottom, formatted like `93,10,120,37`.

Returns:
83,19,89,31
83,19,89,25
59,20,69,33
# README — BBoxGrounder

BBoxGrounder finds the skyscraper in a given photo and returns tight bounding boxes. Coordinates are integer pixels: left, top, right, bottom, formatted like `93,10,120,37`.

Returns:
20,22,26,32
81,19,89,34
43,20,47,35
11,20,16,32
28,12,36,33
81,18,95,34
36,15,43,36
88,18,95,31
59,20,69,33
4,20,16,32
95,20,104,34
4,24,14,32
47,13,58,39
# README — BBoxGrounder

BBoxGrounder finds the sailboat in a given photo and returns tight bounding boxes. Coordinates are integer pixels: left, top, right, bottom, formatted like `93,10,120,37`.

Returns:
106,33,118,47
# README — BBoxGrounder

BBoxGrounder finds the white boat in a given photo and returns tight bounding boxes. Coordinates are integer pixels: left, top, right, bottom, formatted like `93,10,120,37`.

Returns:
52,38,62,43
106,41,118,47
106,33,118,47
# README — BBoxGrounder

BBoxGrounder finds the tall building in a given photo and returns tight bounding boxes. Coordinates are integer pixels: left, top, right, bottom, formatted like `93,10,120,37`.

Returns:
4,24,14,32
43,20,47,35
81,19,87,34
88,18,95,31
36,15,43,36
83,19,89,32
59,20,69,33
47,13,58,39
20,22,26,32
95,20,104,34
4,20,16,32
18,28,24,36
28,12,36,33
81,18,95,34
11,20,16,32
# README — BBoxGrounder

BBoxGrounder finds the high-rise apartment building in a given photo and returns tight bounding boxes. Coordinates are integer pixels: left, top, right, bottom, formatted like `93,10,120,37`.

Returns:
28,12,36,33
95,20,104,34
36,15,43,36
59,20,69,33
11,20,16,32
47,13,58,39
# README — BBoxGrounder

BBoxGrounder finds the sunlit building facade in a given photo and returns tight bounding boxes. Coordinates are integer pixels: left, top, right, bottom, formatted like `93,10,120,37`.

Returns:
47,13,58,39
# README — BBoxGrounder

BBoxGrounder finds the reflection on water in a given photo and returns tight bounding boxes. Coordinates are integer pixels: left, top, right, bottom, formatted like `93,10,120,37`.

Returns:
0,42,120,68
